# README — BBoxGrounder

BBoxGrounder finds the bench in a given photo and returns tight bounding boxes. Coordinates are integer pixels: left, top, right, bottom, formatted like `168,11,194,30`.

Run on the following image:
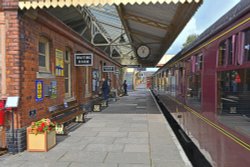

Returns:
48,100,87,134
92,97,103,112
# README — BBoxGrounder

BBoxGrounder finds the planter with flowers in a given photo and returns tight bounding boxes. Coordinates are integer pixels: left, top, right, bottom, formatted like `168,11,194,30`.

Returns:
27,118,56,152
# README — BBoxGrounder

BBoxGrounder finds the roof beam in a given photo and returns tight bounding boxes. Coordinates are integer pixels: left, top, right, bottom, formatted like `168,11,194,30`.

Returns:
124,13,169,30
130,29,163,42
116,4,141,65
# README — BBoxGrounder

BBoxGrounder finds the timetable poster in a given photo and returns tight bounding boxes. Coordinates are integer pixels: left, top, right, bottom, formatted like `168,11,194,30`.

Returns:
55,49,64,76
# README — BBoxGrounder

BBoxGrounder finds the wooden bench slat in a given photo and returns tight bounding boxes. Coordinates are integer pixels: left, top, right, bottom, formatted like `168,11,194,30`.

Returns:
48,100,87,135
51,104,79,116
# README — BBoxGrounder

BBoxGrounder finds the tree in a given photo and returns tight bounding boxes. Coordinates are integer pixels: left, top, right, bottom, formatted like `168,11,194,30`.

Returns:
182,34,199,48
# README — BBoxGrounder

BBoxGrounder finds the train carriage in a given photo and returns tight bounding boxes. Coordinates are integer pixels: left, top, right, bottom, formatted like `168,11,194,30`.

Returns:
153,1,250,166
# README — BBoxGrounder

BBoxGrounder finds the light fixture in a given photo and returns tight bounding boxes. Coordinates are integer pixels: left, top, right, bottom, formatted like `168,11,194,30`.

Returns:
119,34,125,43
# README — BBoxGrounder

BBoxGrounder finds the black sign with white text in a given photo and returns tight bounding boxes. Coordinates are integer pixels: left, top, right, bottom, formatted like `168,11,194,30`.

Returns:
103,66,115,72
74,53,93,66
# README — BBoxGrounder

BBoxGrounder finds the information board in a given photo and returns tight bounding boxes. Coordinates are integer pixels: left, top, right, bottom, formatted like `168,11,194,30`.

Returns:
5,96,19,108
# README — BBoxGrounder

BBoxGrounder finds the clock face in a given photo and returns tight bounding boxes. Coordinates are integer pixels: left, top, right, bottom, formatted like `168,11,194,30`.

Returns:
136,45,150,58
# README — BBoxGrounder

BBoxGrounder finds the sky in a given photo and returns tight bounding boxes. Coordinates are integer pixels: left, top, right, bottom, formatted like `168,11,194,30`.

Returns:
167,0,240,55
147,0,240,71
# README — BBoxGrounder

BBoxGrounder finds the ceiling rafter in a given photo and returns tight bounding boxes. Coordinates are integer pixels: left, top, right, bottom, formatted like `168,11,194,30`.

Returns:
124,13,169,30
130,29,163,42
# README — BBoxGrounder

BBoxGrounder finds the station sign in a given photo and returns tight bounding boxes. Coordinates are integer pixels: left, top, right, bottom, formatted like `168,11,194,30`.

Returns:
103,66,115,72
74,53,93,66
115,70,120,75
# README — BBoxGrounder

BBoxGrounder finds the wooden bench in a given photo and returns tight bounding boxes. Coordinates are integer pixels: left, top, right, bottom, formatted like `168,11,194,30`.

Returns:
48,100,86,134
92,97,103,112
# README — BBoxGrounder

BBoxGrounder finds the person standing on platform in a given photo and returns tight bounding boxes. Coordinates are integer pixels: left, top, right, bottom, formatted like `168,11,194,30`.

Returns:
102,77,110,102
123,80,128,96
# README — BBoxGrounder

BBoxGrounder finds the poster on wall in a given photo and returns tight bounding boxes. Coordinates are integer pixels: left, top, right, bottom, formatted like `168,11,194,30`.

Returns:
55,49,64,76
92,70,99,92
50,81,57,99
35,80,43,102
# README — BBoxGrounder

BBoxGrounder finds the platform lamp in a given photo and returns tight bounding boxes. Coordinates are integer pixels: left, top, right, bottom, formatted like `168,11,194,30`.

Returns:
119,34,125,43
119,25,126,43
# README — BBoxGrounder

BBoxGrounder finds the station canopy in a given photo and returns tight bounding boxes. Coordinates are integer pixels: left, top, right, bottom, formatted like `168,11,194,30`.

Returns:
19,0,202,67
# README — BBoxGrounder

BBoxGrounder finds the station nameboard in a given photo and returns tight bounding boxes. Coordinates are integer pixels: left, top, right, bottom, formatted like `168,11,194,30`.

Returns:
103,66,115,72
74,53,93,66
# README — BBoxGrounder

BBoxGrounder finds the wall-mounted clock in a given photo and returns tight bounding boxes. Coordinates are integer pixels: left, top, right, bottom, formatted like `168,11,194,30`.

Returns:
136,45,150,58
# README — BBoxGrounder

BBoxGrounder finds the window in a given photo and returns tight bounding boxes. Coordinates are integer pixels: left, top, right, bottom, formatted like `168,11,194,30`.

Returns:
218,37,235,66
218,68,250,138
186,56,201,108
244,29,250,62
196,54,203,71
38,37,50,72
228,37,233,65
64,49,71,97
218,41,226,66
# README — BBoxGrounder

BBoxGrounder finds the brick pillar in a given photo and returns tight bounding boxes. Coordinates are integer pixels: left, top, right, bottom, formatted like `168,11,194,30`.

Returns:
3,0,20,97
1,0,23,153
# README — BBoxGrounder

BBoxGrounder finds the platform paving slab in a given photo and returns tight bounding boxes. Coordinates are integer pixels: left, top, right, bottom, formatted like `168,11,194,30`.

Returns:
84,144,124,152
0,88,191,167
105,152,150,164
69,162,118,167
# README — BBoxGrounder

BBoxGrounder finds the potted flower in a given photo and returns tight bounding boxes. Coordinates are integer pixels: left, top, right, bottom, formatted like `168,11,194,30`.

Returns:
27,118,56,152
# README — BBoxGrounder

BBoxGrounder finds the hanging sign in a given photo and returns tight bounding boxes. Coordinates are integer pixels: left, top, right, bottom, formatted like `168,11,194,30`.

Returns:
103,66,115,72
115,70,119,75
35,80,43,102
55,49,64,76
74,53,93,66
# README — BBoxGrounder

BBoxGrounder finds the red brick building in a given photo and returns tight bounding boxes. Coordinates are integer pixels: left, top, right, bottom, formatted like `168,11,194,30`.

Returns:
0,0,122,152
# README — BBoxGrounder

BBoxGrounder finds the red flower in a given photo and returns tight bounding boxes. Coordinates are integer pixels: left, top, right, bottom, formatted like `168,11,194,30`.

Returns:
41,122,45,127
30,118,55,134
37,126,43,132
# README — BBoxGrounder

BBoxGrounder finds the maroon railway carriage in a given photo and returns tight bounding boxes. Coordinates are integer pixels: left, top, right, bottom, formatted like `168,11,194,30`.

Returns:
153,1,250,167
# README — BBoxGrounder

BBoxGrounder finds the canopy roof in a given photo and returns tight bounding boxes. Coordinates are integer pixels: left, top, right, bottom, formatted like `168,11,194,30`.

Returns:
19,0,201,9
19,0,202,67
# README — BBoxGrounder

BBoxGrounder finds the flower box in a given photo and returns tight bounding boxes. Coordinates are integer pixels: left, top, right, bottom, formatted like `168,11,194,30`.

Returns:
26,118,56,152
27,127,56,152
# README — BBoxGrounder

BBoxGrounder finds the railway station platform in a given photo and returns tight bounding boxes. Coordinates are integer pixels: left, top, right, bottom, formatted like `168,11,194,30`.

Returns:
0,85,191,167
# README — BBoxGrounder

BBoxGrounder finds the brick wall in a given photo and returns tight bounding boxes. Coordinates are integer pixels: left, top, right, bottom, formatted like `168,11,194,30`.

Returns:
17,9,122,128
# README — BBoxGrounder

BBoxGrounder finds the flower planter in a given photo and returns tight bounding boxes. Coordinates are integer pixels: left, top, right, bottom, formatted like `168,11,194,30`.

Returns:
27,127,56,152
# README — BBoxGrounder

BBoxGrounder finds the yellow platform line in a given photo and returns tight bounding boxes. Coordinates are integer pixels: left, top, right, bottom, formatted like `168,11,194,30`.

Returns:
165,95,250,151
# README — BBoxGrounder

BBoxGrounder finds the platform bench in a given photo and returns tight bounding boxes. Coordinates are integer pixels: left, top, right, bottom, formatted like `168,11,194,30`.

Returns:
92,97,104,112
48,100,86,134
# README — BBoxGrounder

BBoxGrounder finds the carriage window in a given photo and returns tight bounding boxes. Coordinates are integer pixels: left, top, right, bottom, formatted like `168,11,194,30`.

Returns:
244,29,250,62
218,41,226,66
186,74,201,109
218,68,250,138
228,37,233,65
196,54,203,71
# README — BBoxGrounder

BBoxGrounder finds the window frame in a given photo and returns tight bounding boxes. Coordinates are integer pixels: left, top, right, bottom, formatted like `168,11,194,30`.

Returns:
64,48,72,98
38,37,50,73
243,29,250,62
